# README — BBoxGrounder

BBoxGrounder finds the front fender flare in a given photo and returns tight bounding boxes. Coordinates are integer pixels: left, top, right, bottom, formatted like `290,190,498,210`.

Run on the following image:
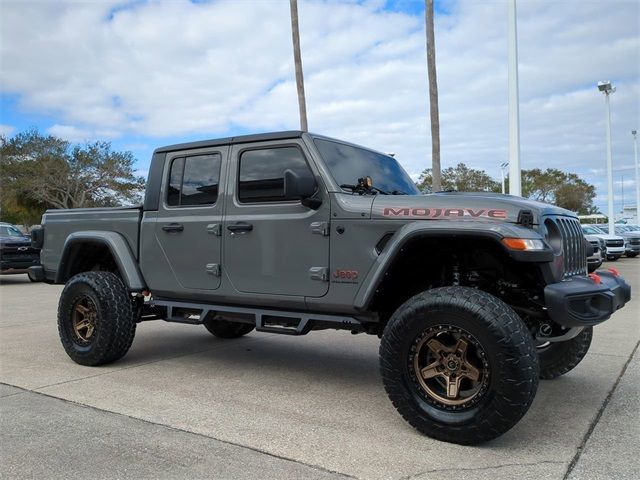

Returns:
56,231,146,291
353,221,551,310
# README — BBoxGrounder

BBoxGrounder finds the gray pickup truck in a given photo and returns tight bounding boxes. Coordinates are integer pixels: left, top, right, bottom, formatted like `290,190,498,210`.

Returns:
30,131,631,445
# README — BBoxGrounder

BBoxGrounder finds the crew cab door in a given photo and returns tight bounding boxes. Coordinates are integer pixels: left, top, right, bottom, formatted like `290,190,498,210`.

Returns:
154,147,227,290
223,141,330,297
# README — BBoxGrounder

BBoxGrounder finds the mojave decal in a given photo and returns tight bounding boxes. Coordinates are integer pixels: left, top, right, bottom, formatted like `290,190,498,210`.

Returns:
382,207,508,219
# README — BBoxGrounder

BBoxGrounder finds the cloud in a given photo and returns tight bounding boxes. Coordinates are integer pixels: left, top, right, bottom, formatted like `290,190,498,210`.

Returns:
46,124,93,143
0,0,638,211
0,124,15,137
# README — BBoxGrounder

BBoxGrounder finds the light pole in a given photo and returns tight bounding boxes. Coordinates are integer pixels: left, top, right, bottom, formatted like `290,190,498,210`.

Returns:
500,162,509,194
633,130,639,223
507,0,521,196
598,81,616,235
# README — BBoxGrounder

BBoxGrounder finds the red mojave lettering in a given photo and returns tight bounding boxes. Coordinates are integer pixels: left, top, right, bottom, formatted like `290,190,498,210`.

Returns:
383,207,508,219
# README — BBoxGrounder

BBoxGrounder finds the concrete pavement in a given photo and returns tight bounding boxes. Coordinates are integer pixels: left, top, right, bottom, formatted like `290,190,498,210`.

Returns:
1,259,638,479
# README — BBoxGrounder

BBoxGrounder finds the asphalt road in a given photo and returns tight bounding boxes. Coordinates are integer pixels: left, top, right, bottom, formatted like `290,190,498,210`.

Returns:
1,260,638,480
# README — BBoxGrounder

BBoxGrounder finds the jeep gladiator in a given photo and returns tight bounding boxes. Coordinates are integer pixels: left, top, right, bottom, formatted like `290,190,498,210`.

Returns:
30,131,631,444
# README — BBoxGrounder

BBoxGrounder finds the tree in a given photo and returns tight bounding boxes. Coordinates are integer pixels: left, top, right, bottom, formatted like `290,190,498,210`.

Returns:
521,168,597,214
289,0,308,131
1,129,145,226
425,0,441,191
417,163,501,193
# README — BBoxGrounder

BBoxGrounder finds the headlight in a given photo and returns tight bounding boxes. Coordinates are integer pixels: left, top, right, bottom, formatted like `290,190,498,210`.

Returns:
501,238,547,251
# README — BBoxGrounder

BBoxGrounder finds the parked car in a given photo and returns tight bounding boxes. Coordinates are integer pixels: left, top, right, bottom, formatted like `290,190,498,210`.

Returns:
30,131,631,445
0,222,41,279
580,225,625,260
584,234,604,272
612,225,640,258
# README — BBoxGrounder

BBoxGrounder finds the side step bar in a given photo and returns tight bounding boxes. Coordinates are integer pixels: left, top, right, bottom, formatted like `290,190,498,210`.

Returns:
149,299,363,336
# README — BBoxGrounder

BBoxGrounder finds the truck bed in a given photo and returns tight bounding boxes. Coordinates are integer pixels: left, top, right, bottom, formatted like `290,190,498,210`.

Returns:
40,206,142,276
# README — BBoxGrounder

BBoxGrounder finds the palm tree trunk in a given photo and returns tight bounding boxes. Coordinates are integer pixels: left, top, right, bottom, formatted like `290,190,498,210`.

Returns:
425,0,441,191
289,0,308,131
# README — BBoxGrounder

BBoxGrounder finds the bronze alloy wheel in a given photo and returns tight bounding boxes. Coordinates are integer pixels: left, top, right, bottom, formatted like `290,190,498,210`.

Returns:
410,324,490,410
71,296,98,345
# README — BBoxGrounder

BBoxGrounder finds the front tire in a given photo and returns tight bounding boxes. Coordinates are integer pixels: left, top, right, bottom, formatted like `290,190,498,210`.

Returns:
58,271,136,366
379,287,539,445
537,327,592,379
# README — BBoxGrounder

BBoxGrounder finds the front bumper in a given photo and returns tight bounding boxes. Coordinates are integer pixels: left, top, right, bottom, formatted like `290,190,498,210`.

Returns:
544,270,631,327
1,258,40,272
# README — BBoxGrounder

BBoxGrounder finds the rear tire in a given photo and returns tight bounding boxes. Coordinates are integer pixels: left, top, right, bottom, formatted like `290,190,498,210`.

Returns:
537,327,592,379
204,318,254,338
58,271,136,366
379,286,539,445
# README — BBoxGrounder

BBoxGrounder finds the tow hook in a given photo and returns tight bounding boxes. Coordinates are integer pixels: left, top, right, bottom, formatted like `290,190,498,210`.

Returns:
607,267,620,277
588,273,602,284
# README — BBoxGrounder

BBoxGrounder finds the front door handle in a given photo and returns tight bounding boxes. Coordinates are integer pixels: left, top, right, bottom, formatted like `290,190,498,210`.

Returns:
227,222,253,234
162,223,184,232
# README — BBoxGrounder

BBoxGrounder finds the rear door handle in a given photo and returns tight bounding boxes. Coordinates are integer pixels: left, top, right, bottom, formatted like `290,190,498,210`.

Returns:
162,223,184,232
227,222,253,234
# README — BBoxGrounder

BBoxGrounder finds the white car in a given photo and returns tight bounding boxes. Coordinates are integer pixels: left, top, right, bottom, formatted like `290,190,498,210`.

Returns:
581,225,625,261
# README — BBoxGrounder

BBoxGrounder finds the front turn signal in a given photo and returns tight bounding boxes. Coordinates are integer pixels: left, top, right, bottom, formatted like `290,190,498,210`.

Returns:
502,238,546,251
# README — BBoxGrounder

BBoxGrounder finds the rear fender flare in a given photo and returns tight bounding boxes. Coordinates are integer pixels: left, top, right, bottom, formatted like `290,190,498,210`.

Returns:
56,231,146,291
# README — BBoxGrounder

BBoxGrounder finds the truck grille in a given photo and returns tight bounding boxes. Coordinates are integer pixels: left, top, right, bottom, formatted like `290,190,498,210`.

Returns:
553,217,587,278
605,239,624,247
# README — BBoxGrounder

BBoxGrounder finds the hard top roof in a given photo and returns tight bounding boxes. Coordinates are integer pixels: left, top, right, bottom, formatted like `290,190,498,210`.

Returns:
154,130,305,153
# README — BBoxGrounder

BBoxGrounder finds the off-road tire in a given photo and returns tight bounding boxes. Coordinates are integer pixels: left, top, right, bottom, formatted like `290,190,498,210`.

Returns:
380,286,539,445
204,319,254,338
537,327,592,380
58,271,136,366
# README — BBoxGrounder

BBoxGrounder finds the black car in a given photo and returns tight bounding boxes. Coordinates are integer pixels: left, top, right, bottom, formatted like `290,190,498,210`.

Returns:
0,223,41,279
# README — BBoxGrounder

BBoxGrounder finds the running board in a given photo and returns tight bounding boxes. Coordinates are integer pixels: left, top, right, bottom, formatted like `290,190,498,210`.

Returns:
149,299,362,335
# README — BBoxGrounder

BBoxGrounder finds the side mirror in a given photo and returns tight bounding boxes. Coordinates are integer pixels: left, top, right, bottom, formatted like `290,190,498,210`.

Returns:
284,169,321,209
284,169,316,199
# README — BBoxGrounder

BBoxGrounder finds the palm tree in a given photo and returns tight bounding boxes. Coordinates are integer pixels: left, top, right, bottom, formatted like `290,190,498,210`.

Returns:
425,0,441,191
289,0,308,131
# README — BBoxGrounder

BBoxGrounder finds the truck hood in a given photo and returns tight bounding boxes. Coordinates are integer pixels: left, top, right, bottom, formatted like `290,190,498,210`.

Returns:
371,192,575,224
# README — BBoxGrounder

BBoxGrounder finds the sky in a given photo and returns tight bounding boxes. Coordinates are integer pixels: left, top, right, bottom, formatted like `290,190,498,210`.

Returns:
1,0,638,213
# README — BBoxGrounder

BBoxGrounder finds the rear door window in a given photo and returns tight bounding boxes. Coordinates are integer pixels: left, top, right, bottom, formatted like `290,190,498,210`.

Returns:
167,154,221,207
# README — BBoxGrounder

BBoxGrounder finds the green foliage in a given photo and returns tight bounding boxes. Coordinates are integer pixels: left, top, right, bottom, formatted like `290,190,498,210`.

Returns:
520,168,597,214
1,128,145,226
416,162,597,215
417,163,501,194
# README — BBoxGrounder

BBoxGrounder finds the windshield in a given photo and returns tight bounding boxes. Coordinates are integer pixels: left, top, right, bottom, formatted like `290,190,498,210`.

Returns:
582,226,605,235
313,138,420,195
0,226,24,237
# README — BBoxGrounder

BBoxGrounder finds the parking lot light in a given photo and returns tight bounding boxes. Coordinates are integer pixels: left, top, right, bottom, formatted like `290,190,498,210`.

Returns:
598,81,616,235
